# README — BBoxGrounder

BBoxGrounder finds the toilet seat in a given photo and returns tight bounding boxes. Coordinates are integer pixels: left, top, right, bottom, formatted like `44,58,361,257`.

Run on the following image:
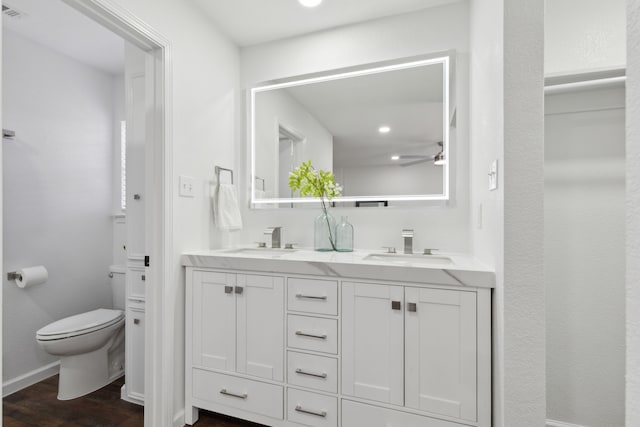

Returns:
36,309,124,341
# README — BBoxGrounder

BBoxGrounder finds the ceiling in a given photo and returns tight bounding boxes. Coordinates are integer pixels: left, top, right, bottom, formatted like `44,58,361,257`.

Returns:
193,0,462,47
2,0,124,75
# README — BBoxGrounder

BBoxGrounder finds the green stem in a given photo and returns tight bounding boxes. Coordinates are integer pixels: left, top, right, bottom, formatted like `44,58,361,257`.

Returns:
320,196,337,251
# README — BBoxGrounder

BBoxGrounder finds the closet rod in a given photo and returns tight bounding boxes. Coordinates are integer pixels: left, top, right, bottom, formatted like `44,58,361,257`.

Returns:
545,76,626,94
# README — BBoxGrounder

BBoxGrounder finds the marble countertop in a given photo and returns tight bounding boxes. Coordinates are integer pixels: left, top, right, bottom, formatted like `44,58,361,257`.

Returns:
181,247,495,289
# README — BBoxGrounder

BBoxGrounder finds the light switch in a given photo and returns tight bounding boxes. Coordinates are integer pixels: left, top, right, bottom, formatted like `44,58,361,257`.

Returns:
488,160,498,191
179,175,196,198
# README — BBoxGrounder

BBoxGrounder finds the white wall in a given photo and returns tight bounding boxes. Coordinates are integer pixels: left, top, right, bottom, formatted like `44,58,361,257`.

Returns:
102,0,241,423
468,1,505,423
2,30,115,383
545,0,626,76
239,3,470,252
336,163,443,197
626,1,640,425
470,0,545,425
254,89,333,197
545,87,625,427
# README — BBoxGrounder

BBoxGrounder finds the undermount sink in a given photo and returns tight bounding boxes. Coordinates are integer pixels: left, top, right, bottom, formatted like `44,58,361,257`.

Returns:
223,247,298,257
364,253,453,266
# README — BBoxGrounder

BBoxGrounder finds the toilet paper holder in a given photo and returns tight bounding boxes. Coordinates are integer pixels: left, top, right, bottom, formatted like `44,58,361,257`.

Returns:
7,271,22,281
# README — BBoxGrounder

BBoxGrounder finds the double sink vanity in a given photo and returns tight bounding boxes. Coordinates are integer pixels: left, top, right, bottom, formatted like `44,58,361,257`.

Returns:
182,247,494,427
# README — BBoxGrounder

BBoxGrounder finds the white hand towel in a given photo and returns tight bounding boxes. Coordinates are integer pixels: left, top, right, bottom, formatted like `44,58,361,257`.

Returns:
213,183,243,231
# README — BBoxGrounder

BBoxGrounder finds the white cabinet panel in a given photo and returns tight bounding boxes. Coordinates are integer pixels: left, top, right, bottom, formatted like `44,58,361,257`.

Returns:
192,271,237,372
287,277,338,315
192,368,283,420
341,282,403,406
237,274,284,381
125,303,145,402
288,315,338,355
342,400,466,427
287,351,338,393
405,287,477,421
287,388,337,427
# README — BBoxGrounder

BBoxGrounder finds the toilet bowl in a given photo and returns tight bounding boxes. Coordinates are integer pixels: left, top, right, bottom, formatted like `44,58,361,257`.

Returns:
36,266,127,400
37,308,125,400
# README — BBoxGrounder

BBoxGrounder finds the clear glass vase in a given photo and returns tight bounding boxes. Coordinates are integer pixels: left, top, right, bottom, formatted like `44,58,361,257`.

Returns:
314,209,337,251
336,216,354,252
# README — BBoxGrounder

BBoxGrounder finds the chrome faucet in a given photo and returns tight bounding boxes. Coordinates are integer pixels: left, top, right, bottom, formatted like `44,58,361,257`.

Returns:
402,229,414,254
264,227,282,249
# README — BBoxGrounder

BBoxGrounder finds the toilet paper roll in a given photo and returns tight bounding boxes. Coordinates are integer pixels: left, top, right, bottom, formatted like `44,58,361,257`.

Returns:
15,265,48,289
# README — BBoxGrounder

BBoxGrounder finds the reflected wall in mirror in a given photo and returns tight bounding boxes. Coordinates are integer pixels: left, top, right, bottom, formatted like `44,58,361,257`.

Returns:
250,54,452,207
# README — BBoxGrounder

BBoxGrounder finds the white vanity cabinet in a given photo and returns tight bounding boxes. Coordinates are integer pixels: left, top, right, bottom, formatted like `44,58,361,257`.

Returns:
342,283,479,422
184,260,491,427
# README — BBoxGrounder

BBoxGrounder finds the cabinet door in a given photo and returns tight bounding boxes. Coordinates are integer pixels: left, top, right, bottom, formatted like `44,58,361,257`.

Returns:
342,282,404,406
192,271,237,372
405,287,477,421
126,303,145,402
236,274,284,381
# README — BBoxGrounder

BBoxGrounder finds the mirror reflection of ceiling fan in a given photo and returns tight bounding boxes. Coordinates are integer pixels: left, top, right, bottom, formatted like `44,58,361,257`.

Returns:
394,142,445,167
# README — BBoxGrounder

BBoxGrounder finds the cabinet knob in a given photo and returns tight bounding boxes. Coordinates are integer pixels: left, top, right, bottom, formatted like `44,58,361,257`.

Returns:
134,318,140,325
407,302,417,312
391,301,401,310
141,274,146,281
235,286,244,295
224,286,233,294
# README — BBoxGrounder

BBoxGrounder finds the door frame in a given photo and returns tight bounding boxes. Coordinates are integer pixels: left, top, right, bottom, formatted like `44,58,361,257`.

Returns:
59,1,173,426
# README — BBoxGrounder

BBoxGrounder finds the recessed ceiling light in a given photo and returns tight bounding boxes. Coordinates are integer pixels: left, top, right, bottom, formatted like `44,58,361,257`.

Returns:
379,126,391,134
299,0,322,7
391,155,400,161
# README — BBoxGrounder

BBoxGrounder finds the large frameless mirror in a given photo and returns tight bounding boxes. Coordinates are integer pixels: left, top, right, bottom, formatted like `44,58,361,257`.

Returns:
250,54,453,207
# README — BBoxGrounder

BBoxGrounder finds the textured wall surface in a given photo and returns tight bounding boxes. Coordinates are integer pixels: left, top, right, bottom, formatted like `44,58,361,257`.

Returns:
627,0,640,425
545,0,626,75
503,0,546,425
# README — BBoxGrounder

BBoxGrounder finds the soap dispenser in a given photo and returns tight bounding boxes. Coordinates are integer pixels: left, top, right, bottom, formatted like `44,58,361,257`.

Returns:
336,216,354,252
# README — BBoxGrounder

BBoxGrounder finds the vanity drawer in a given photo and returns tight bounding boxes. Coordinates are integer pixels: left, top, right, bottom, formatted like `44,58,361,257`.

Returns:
288,278,338,315
287,351,338,393
342,400,463,427
288,315,338,355
192,369,283,420
127,267,146,300
287,388,337,427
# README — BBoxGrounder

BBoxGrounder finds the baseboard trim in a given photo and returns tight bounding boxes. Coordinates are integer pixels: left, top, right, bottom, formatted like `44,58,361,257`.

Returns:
173,409,185,427
547,419,587,427
3,361,60,397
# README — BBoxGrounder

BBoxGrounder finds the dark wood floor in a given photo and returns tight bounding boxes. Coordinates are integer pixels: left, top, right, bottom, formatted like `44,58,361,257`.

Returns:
3,376,262,427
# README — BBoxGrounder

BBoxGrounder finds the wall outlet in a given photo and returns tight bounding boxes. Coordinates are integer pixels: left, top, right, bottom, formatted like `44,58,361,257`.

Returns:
179,175,196,198
488,160,498,191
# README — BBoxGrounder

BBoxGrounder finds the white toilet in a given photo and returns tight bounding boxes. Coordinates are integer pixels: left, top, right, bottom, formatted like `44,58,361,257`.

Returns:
36,266,126,400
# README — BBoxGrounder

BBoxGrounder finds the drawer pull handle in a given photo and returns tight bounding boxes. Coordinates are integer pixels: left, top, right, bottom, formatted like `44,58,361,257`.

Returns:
407,302,417,312
295,331,327,340
219,389,247,399
295,293,327,300
224,286,233,294
295,368,328,379
133,318,140,325
295,405,327,418
235,286,244,295
141,274,146,281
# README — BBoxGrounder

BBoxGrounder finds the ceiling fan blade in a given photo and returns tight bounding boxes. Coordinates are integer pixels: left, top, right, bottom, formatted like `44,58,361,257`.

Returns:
400,157,434,167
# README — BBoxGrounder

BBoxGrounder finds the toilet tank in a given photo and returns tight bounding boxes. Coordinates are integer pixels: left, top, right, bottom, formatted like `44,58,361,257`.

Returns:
109,265,126,310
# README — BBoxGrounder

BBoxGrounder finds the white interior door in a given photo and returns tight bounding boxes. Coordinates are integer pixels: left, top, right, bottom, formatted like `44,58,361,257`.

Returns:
191,271,237,372
405,287,477,421
342,282,404,405
236,274,284,381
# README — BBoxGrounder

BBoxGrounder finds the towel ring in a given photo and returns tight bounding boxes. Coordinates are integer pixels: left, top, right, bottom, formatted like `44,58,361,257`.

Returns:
215,166,234,184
